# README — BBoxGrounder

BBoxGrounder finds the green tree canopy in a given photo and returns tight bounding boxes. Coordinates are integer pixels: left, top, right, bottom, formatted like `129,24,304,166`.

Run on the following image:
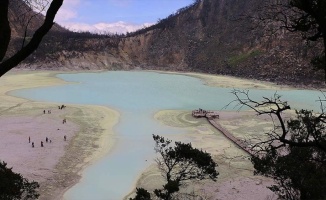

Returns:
0,161,40,200
232,89,326,199
152,134,218,200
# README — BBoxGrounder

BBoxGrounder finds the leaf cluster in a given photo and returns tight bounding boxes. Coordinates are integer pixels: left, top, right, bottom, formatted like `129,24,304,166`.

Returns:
152,134,218,199
153,134,218,183
252,145,326,200
0,161,39,200
232,89,326,199
131,135,218,200
130,188,151,200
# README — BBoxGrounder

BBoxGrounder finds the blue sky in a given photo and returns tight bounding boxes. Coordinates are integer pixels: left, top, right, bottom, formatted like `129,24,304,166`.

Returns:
56,0,193,33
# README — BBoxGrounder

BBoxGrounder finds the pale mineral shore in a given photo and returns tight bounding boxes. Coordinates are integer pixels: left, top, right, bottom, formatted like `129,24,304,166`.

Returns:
124,71,293,200
0,70,305,200
0,70,119,200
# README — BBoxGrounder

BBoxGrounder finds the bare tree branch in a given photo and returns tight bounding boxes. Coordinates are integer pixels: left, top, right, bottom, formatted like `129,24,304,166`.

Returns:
0,0,63,77
231,89,326,153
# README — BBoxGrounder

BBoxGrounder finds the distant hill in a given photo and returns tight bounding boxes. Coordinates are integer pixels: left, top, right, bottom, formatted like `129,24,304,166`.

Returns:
119,0,323,86
7,0,324,86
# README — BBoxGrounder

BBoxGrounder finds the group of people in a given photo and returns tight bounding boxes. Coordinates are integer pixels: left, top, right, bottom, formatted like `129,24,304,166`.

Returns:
31,105,69,148
43,110,52,114
29,135,67,148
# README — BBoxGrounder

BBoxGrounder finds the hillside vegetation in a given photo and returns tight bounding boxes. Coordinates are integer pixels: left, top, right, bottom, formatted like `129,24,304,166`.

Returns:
7,0,324,86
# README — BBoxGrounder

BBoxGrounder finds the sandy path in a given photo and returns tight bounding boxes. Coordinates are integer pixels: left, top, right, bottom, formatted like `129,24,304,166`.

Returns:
0,71,119,200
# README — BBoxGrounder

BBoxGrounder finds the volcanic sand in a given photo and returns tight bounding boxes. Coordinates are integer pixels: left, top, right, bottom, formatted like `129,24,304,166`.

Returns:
125,72,287,200
154,70,293,90
0,71,119,200
0,70,290,200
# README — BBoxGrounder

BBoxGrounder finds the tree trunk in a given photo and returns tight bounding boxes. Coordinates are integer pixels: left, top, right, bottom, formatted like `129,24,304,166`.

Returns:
0,0,10,62
324,35,326,83
0,0,63,77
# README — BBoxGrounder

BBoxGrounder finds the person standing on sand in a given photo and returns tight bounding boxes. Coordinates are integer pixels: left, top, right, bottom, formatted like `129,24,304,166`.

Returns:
29,136,30,143
64,135,66,141
32,142,34,148
41,141,44,147
46,137,48,143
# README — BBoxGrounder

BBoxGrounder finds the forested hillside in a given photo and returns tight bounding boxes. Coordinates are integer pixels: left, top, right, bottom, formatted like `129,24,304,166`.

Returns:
8,0,324,86
120,0,323,86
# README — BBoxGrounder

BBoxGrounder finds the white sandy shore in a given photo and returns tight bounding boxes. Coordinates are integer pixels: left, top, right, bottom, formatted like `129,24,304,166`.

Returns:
0,71,119,200
151,70,294,90
125,110,276,200
0,70,299,200
125,72,288,200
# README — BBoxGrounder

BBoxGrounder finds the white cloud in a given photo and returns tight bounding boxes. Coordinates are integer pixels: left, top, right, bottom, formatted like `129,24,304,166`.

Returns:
60,21,154,34
56,8,77,21
55,0,80,22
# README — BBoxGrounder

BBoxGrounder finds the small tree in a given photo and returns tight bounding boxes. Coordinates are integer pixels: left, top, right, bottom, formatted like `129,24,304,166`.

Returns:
232,89,326,199
130,188,151,200
0,161,39,200
152,134,218,200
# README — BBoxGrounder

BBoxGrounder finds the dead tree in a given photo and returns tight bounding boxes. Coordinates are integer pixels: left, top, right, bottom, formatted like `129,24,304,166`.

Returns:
231,89,326,199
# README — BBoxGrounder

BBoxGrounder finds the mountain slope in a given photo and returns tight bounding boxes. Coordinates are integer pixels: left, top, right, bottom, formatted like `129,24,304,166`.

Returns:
120,0,323,85
7,0,324,86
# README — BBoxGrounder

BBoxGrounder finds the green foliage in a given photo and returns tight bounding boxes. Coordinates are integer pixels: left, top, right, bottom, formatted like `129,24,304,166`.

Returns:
288,0,325,42
154,180,180,200
232,90,326,199
129,188,151,200
153,134,218,182
227,50,261,66
152,134,218,200
311,55,326,70
287,0,326,79
252,109,326,199
252,145,326,200
130,135,218,200
0,161,39,200
288,110,326,145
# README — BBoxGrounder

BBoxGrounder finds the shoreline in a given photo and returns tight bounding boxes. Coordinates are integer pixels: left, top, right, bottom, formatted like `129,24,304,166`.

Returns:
126,109,276,200
1,69,316,199
0,71,120,200
148,70,326,91
13,68,322,91
125,69,294,199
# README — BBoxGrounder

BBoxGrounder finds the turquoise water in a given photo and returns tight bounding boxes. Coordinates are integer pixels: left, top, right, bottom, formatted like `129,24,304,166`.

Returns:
11,71,323,200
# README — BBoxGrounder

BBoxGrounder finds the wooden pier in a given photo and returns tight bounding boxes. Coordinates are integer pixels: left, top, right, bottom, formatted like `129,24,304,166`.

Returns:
192,108,219,119
192,109,254,156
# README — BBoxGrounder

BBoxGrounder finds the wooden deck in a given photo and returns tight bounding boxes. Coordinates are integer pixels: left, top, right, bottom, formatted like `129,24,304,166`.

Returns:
192,109,219,119
207,118,254,156
192,109,254,156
